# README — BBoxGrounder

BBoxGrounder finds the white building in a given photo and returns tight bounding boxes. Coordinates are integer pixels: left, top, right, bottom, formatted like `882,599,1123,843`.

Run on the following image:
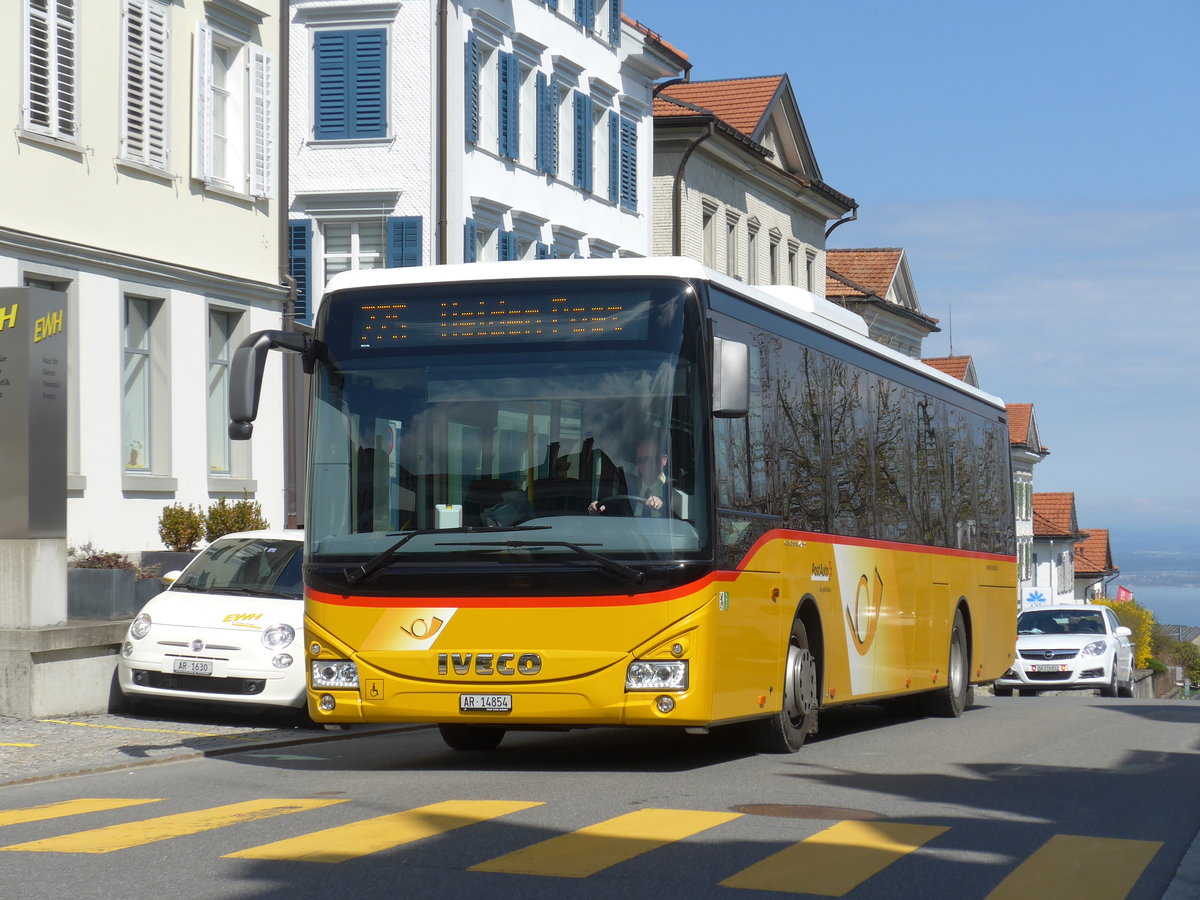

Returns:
1,0,289,554
286,0,688,325
1029,492,1084,607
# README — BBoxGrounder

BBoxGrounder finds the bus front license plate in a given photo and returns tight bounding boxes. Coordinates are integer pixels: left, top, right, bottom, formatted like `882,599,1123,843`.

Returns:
460,694,512,712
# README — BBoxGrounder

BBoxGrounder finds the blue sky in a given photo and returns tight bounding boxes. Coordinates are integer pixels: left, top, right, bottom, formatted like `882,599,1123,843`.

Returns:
636,0,1200,566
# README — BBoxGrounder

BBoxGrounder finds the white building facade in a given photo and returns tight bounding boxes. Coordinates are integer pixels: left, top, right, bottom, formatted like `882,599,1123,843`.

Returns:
286,0,686,324
1,0,288,554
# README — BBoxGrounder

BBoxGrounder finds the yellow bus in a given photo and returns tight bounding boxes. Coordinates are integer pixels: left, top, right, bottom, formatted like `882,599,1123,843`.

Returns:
230,257,1016,752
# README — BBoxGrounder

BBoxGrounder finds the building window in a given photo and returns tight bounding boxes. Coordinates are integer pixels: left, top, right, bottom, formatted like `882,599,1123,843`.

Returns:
313,28,387,141
537,73,561,176
497,51,520,159
787,243,799,286
572,90,593,189
208,309,235,474
747,224,760,284
121,0,170,168
193,23,274,197
769,234,780,284
287,220,312,323
322,221,385,282
23,0,78,142
805,250,817,292
701,204,716,268
725,214,739,279
123,297,156,471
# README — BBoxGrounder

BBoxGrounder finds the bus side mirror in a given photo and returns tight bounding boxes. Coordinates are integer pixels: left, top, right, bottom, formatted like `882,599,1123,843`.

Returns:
229,329,311,440
712,337,749,418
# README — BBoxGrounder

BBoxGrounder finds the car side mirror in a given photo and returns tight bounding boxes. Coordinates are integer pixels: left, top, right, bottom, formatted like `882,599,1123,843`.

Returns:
162,570,183,584
1115,626,1132,637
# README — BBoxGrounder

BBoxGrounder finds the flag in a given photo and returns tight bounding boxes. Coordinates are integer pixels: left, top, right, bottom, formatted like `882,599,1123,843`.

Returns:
1115,585,1133,603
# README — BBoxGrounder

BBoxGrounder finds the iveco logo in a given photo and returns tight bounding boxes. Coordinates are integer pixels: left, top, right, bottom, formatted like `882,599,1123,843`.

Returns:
437,652,542,676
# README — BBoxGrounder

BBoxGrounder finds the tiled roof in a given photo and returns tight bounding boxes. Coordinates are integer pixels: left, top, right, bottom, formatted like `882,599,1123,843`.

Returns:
622,15,690,63
1074,528,1118,577
923,356,973,381
1006,403,1033,445
655,76,785,138
825,249,903,299
1033,492,1080,538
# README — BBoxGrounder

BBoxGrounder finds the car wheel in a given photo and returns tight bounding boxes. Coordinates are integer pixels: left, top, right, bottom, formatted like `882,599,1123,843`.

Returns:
747,616,819,753
438,724,506,751
1118,664,1135,698
1099,662,1118,698
992,685,1013,697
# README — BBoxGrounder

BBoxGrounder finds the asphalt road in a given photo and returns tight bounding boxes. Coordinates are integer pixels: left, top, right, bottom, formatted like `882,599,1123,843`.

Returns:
1,694,1199,899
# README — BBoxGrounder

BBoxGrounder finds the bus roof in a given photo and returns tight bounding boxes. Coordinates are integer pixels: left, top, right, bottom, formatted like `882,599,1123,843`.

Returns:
322,257,1006,411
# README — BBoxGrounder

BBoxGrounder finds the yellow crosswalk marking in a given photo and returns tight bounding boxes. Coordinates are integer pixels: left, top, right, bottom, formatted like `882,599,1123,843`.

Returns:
226,800,543,863
721,820,948,896
0,799,346,854
471,807,742,878
984,834,1162,900
0,799,162,828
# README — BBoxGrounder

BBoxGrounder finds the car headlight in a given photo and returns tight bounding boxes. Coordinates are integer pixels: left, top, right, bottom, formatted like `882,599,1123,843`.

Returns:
1080,640,1108,657
626,660,688,691
262,624,296,650
130,613,152,640
312,660,359,689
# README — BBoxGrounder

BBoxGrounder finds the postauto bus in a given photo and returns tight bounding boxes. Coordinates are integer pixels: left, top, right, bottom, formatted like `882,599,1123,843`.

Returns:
229,257,1016,752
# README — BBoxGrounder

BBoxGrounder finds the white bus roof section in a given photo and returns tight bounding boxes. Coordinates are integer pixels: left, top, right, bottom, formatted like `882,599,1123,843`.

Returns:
324,258,1006,411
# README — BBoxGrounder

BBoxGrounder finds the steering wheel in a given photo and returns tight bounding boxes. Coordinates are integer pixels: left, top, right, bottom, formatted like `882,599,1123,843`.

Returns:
596,494,647,508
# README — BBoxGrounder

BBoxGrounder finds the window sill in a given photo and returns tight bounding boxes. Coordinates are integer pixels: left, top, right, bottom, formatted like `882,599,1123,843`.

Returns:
306,136,393,148
18,129,84,156
194,178,260,205
208,477,258,494
67,474,86,493
122,474,179,494
116,159,177,184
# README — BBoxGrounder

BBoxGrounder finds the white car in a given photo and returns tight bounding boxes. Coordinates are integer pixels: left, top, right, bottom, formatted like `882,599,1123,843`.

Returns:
118,530,306,714
994,604,1134,698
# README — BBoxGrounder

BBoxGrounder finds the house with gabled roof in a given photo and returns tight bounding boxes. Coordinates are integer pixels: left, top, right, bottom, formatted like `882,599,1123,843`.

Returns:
923,354,980,387
1074,529,1119,600
825,248,939,358
652,74,856,289
1028,492,1086,607
1007,403,1049,599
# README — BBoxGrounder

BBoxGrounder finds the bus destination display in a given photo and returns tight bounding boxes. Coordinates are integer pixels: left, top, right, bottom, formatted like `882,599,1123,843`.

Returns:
356,293,650,347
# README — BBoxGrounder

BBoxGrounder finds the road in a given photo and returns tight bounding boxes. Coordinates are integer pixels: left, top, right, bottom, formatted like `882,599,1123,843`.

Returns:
1,693,1198,899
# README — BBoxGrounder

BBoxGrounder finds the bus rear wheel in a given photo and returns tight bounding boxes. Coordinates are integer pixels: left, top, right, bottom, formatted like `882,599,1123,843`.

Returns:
438,724,506,751
748,617,818,753
921,609,969,718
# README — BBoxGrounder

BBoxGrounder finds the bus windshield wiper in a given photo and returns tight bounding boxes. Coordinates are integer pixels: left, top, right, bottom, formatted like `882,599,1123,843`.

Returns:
344,525,551,586
437,539,646,585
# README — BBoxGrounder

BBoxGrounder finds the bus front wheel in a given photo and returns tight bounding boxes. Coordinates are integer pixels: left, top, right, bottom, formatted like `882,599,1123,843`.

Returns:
438,724,506,751
749,617,819,753
921,609,969,718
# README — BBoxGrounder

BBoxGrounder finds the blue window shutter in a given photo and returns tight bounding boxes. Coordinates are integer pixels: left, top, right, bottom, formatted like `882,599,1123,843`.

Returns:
349,29,387,139
498,52,519,159
574,92,593,191
536,73,549,173
287,220,312,323
619,115,637,210
314,30,386,140
386,217,422,267
575,0,594,29
546,0,558,9
465,32,480,143
548,75,559,175
314,31,350,140
608,111,620,204
464,219,478,262
498,230,517,261
535,242,550,259
609,0,622,46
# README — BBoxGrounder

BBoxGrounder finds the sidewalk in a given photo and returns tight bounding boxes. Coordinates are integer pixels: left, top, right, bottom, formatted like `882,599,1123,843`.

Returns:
0,709,420,787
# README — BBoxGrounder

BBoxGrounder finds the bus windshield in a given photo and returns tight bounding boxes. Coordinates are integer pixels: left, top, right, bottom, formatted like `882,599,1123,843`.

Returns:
306,277,709,584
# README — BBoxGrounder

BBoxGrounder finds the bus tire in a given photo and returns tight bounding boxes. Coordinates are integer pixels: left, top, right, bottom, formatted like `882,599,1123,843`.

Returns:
920,608,969,718
438,723,506,751
748,616,819,753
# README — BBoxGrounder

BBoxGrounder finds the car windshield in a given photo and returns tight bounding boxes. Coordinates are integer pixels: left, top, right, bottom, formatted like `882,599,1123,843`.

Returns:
172,538,303,599
1017,610,1107,636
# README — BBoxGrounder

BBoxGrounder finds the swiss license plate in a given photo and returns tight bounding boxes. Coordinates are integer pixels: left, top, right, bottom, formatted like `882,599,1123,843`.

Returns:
173,658,214,676
1031,663,1065,673
459,694,512,712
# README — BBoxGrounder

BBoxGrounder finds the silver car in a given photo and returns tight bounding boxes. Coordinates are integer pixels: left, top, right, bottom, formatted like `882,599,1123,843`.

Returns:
994,605,1135,697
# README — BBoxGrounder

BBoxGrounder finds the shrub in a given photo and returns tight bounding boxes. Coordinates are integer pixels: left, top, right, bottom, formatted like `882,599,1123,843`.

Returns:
157,503,205,552
70,547,159,580
1095,596,1156,669
204,492,269,541
1147,657,1168,675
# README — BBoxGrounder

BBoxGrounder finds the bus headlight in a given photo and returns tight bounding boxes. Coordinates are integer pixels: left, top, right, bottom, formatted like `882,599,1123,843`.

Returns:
311,660,359,689
626,660,688,691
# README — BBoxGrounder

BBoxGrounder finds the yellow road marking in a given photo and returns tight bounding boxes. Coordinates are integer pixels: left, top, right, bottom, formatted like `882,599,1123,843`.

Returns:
36,719,268,742
721,820,948,896
0,743,38,748
984,834,1162,900
0,799,161,828
471,807,742,878
0,799,346,854
227,800,542,863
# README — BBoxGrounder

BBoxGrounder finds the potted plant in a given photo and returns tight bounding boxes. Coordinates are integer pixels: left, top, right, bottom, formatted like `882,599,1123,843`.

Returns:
67,546,162,619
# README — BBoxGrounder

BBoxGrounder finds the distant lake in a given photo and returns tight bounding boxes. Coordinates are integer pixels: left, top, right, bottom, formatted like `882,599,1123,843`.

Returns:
1120,584,1200,628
